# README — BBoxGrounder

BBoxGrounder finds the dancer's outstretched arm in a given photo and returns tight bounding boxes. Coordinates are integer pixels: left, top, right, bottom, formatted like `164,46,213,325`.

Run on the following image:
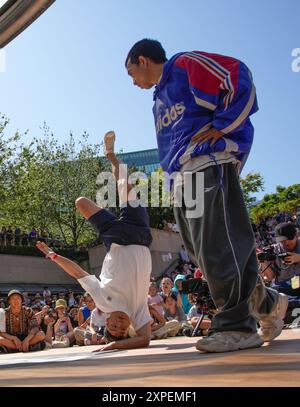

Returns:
36,241,89,280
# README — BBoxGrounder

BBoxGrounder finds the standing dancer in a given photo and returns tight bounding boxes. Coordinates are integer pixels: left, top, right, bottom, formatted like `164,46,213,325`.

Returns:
125,39,288,352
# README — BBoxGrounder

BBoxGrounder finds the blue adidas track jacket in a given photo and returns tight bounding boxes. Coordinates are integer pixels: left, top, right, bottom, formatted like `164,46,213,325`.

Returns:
152,51,259,174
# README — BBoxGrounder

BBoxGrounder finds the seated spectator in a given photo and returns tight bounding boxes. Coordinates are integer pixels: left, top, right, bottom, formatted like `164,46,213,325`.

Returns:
34,305,50,326
0,290,45,352
43,287,51,299
159,277,173,297
83,308,107,346
21,231,29,247
74,293,95,345
180,245,190,263
69,306,79,328
68,291,77,307
0,227,6,246
39,230,48,243
171,221,180,233
186,294,212,336
40,308,57,349
0,308,5,333
79,244,88,253
52,299,75,348
22,292,31,307
149,305,180,339
28,228,38,246
32,304,42,315
44,296,52,306
14,227,21,246
77,295,84,308
77,293,95,326
163,293,188,330
194,268,203,279
182,263,193,278
33,293,45,307
58,292,66,300
170,270,177,280
147,282,164,316
6,226,13,246
51,294,58,309
172,274,192,314
0,298,6,309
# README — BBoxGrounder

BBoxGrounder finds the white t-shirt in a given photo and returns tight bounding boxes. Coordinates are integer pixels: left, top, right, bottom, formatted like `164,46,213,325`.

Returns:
78,243,152,332
90,308,107,329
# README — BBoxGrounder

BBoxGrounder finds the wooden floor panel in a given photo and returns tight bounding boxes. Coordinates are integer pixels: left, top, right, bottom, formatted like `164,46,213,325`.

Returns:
0,329,300,387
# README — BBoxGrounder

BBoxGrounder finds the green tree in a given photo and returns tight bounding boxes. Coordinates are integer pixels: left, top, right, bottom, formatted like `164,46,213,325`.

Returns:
240,172,264,209
0,114,21,223
5,123,105,247
250,184,300,223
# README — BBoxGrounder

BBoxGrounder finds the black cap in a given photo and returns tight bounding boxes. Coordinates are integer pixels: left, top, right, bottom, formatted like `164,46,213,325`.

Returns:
7,289,23,301
275,222,297,243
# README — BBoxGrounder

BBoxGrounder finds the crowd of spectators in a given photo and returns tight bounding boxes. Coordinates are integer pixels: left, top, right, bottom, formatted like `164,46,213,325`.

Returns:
253,210,300,248
0,255,211,353
1,209,300,354
0,227,65,249
0,226,88,254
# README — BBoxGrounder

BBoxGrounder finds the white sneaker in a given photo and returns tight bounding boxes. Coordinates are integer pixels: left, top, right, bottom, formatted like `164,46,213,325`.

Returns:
104,131,115,155
196,331,263,353
259,293,288,342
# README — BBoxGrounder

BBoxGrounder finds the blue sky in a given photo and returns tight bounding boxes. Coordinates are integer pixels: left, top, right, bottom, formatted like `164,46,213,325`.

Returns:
1,0,299,198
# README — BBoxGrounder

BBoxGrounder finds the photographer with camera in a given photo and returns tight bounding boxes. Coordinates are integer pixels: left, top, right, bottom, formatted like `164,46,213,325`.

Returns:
259,223,300,297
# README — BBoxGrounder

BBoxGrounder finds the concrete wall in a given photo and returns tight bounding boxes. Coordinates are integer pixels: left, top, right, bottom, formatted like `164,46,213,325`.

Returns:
0,254,77,285
0,255,89,290
0,229,183,286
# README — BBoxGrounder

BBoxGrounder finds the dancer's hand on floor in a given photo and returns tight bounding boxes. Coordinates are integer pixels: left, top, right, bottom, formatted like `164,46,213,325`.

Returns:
92,341,116,352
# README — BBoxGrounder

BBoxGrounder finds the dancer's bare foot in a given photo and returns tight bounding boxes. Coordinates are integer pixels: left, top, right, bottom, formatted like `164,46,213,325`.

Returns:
104,131,116,156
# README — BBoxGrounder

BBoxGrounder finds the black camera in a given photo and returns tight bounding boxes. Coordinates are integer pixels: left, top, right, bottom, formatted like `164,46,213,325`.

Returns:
181,278,215,338
84,326,104,340
257,246,288,262
182,278,216,312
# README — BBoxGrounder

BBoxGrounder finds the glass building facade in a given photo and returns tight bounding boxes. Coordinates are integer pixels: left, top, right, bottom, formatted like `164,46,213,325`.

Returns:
102,148,161,175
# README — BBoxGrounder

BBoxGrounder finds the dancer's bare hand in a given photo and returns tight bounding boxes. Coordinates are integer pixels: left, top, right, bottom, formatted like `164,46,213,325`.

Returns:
36,241,57,260
92,342,116,352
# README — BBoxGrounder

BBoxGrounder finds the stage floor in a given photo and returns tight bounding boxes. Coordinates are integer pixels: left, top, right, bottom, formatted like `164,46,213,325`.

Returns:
0,329,300,387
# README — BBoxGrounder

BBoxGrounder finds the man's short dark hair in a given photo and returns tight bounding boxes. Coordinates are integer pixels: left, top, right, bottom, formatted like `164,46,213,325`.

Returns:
125,39,167,67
